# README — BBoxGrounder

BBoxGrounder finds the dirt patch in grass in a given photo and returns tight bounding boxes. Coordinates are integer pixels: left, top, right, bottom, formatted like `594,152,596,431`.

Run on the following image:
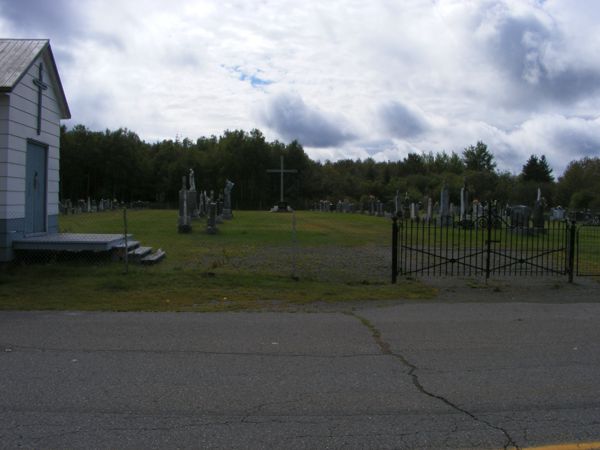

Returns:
417,276,600,303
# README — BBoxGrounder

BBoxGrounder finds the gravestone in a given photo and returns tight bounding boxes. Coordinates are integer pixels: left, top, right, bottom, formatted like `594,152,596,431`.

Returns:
550,206,565,221
206,202,217,234
532,190,545,229
216,196,224,224
425,197,433,223
510,205,531,229
223,179,234,220
394,190,400,216
438,183,451,226
410,202,418,220
188,169,199,219
178,175,192,233
343,199,351,213
198,190,207,218
460,184,470,221
402,193,410,219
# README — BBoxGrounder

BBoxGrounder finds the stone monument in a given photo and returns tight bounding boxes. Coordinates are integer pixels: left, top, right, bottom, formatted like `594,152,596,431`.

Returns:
402,192,410,219
223,179,234,220
438,183,452,226
425,197,433,223
206,202,218,234
460,183,470,221
510,205,531,229
188,168,199,219
267,155,297,212
532,188,545,230
178,175,192,233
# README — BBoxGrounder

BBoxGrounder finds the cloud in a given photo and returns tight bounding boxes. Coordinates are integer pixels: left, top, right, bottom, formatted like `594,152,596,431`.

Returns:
261,94,356,148
0,0,598,177
379,101,428,138
0,0,79,40
505,115,600,171
473,2,600,105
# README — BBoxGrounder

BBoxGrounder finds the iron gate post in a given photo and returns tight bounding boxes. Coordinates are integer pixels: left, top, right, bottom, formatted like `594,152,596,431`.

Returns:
485,202,492,281
392,216,398,284
568,220,576,283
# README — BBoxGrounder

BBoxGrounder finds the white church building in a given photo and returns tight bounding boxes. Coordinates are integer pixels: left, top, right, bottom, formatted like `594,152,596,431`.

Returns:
0,39,71,261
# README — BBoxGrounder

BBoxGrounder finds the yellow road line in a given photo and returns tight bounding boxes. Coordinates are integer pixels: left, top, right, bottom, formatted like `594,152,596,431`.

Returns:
522,443,600,450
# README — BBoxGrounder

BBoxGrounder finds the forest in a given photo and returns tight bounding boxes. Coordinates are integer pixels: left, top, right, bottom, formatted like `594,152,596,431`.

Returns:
59,125,600,211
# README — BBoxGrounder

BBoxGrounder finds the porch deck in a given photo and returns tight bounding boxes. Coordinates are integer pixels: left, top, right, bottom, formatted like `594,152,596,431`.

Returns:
12,233,133,252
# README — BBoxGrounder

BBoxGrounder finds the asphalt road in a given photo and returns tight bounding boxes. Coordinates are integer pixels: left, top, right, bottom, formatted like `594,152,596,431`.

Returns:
1,303,600,449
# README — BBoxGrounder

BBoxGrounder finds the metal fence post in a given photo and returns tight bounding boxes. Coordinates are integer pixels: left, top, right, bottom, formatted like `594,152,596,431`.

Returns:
392,216,398,284
291,211,298,280
485,202,492,281
123,208,129,274
568,220,576,283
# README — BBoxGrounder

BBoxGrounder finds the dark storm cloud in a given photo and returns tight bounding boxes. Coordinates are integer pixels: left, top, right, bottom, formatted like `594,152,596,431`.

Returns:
0,0,80,40
262,94,355,147
379,101,427,138
553,126,600,157
483,12,600,105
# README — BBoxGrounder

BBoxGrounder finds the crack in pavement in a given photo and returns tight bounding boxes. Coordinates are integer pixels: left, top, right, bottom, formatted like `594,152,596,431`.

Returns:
350,312,520,450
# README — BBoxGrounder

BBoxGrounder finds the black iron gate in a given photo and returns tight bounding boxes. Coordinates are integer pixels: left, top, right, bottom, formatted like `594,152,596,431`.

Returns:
392,205,578,282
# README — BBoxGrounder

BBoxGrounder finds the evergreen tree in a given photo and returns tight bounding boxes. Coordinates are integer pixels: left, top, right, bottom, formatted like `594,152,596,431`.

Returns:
521,154,554,183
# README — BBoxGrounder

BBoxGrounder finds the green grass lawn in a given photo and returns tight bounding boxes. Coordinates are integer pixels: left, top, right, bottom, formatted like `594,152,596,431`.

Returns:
0,210,435,311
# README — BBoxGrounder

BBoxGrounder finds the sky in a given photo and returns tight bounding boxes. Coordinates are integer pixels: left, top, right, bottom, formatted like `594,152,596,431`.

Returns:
2,0,600,175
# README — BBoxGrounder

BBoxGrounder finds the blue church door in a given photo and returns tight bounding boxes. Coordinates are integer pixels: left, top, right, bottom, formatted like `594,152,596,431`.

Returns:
25,141,47,234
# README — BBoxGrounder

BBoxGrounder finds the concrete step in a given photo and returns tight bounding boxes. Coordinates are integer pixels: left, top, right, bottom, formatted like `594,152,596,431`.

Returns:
141,248,166,265
111,240,140,261
128,246,153,262
112,239,140,250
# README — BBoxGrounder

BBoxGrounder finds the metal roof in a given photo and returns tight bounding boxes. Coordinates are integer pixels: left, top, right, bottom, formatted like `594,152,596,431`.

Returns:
0,39,71,119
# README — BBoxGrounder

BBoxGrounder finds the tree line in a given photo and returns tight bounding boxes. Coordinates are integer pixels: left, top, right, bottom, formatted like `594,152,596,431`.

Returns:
59,125,600,211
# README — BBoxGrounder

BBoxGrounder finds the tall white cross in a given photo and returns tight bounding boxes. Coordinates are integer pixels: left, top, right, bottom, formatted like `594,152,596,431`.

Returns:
267,156,297,203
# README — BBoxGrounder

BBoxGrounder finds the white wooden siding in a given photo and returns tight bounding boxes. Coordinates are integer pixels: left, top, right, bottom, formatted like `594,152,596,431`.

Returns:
0,162,25,178
0,52,62,221
0,148,27,165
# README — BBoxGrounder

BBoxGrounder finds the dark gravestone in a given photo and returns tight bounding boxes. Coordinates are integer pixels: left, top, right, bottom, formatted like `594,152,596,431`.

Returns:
223,179,234,220
198,191,207,218
510,205,531,229
402,193,410,219
206,202,218,234
532,199,545,229
216,197,224,224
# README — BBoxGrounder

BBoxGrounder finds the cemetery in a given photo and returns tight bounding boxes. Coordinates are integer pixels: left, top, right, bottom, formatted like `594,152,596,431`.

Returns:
1,39,599,312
